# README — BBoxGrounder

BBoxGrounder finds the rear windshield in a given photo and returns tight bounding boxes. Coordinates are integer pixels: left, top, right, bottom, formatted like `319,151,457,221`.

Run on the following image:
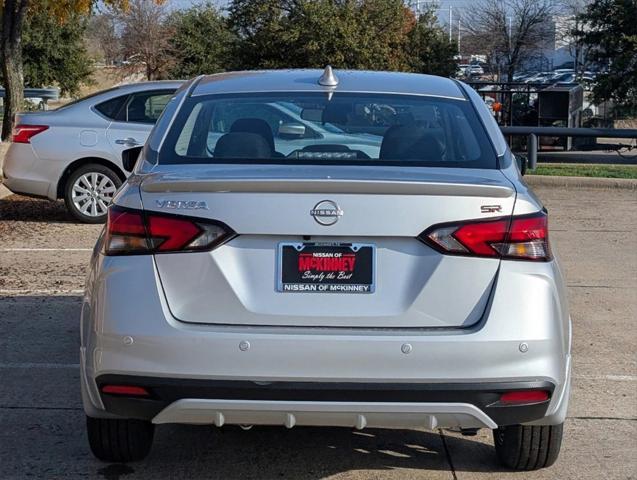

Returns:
159,92,496,168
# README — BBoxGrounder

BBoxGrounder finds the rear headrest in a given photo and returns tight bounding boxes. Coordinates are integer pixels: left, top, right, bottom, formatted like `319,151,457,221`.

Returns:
128,97,149,121
230,118,275,152
322,103,352,124
379,125,444,161
214,132,272,159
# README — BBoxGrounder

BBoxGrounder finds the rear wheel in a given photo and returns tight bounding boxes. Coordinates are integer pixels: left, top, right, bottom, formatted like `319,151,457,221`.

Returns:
64,164,121,223
493,423,563,470
86,416,154,462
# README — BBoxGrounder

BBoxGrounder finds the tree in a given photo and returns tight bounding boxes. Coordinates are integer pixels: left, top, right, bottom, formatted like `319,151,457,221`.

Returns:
228,0,419,71
576,0,637,114
555,0,592,77
1,0,30,140
19,9,93,95
407,10,458,77
464,0,556,81
118,0,173,80
168,3,235,78
86,12,121,65
0,0,159,141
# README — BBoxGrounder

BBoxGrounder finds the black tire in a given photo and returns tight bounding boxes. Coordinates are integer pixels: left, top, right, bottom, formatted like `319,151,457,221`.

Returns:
86,416,154,462
493,423,563,471
64,164,122,224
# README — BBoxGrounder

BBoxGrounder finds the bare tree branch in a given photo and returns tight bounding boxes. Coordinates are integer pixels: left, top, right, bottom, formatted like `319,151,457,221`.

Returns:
462,0,556,80
117,0,173,80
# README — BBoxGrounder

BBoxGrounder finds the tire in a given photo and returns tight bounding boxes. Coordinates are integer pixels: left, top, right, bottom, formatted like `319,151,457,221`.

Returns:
64,164,122,224
493,423,563,471
86,416,154,462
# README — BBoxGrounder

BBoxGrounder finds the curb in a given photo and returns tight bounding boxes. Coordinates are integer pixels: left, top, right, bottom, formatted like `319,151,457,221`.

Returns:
526,175,637,190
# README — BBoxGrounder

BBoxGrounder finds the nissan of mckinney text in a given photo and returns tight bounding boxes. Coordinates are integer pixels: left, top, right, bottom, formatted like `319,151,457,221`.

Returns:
81,68,571,471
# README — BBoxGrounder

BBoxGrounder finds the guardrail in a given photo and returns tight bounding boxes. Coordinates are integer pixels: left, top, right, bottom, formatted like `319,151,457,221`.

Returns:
0,87,60,100
499,126,637,168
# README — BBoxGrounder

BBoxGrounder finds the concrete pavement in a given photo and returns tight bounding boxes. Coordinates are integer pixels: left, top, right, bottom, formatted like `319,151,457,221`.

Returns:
0,185,635,479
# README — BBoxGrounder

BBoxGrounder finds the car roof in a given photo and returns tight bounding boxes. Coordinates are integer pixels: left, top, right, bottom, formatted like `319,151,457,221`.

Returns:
112,80,185,93
192,69,466,100
56,80,185,111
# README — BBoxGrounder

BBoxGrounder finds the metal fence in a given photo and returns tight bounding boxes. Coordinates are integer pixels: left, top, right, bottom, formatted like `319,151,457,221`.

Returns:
500,126,637,167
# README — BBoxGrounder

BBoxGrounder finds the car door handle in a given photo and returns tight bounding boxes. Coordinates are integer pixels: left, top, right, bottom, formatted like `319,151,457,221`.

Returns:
115,137,141,146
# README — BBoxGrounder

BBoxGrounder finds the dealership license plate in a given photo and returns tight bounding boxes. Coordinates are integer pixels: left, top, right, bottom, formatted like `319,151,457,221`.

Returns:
278,243,375,293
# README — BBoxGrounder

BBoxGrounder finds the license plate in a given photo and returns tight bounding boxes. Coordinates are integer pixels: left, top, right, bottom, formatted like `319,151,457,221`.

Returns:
277,242,375,293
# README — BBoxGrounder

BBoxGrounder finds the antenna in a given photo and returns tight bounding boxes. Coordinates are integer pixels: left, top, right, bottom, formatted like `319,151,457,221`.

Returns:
318,65,339,87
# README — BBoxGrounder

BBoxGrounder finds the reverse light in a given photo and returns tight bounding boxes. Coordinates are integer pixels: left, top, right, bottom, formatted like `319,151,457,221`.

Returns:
422,211,550,261
12,124,49,143
104,206,235,255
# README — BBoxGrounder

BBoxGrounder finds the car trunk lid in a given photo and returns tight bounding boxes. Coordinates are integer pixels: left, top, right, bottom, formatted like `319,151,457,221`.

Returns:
141,165,516,328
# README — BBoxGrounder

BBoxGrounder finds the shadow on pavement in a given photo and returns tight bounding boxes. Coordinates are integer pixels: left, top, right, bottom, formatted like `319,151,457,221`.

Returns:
0,194,76,223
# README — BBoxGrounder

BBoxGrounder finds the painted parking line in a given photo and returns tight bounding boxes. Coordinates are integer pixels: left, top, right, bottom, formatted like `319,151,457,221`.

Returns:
0,289,84,295
1,248,93,252
574,374,637,382
0,362,80,369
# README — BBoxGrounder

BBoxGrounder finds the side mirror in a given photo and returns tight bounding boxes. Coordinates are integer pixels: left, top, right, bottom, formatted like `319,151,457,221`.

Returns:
122,146,143,173
278,123,306,138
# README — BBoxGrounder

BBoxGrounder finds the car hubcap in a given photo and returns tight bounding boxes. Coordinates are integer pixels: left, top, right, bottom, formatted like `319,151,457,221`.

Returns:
71,172,116,217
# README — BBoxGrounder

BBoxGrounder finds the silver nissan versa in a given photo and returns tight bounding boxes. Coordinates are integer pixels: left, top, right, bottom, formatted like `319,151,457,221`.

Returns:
81,68,571,471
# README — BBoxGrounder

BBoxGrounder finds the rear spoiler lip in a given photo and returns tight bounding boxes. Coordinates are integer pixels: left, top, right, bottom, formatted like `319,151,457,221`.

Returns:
140,177,514,198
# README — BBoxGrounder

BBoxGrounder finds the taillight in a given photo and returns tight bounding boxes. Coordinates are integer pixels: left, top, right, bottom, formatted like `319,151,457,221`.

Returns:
12,124,49,143
104,206,235,255
422,211,550,261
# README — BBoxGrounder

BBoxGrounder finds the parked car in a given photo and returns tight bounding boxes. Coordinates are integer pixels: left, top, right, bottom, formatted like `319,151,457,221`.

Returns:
81,68,571,471
2,81,183,222
523,72,555,83
465,64,485,76
457,64,470,78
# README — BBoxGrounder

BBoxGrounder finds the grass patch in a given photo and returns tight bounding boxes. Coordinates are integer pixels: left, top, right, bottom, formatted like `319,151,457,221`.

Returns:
529,163,637,179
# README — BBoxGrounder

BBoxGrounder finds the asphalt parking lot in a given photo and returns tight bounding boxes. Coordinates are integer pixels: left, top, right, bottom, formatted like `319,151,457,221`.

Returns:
0,185,635,479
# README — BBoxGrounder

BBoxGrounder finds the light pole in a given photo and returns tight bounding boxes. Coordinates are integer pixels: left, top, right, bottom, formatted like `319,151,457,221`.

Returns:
508,16,512,50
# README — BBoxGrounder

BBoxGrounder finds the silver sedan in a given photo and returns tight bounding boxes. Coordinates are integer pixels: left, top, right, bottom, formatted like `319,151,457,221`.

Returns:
2,81,183,222
81,69,570,471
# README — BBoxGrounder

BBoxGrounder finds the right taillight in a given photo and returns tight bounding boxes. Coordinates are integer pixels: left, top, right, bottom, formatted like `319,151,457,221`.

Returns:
421,211,551,261
12,124,49,143
104,206,235,255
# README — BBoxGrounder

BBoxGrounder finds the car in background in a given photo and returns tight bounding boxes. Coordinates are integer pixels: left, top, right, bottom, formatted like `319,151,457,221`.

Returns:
81,69,571,471
465,64,485,76
524,72,554,83
457,64,470,78
2,81,183,223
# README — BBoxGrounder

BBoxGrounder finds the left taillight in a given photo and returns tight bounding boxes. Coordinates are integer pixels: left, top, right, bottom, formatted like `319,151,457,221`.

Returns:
12,124,49,143
421,211,551,261
104,206,235,255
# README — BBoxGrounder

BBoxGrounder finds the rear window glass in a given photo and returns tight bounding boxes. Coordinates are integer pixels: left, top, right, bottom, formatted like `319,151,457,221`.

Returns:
123,91,174,124
160,93,496,168
94,95,128,119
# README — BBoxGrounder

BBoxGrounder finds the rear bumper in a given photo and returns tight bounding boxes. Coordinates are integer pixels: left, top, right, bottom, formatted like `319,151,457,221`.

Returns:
96,376,554,429
2,143,57,199
80,255,572,428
